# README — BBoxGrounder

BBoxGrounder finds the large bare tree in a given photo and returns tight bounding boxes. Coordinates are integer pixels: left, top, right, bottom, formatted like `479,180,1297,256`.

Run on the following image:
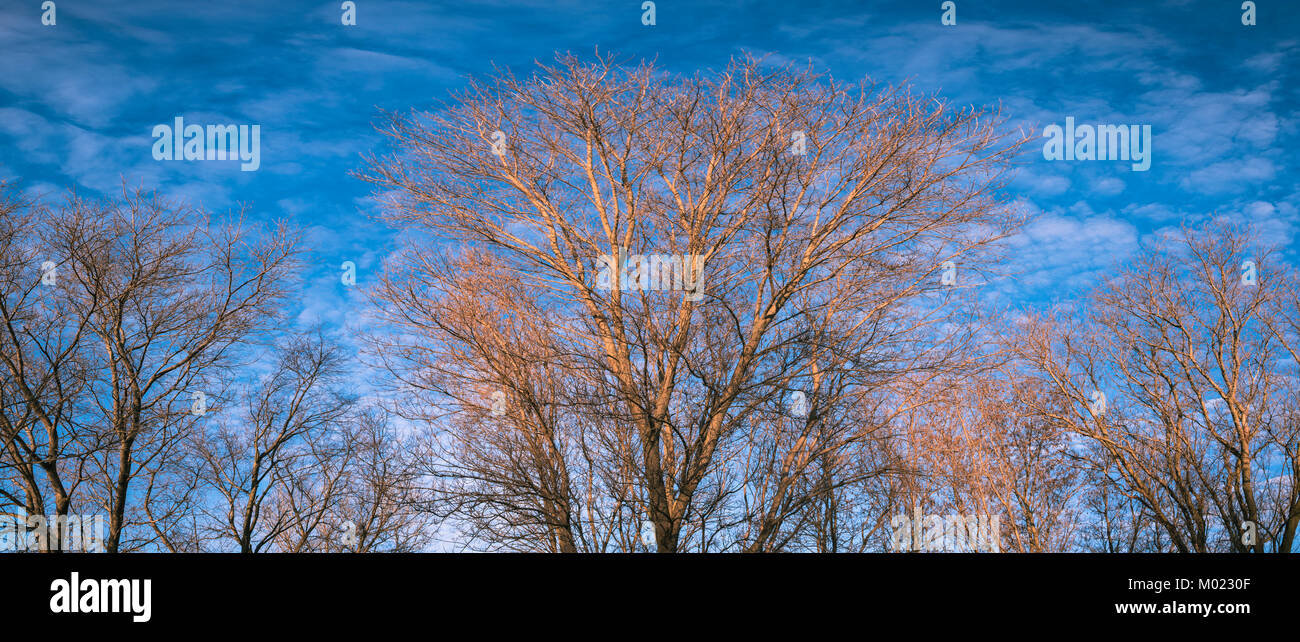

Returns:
363,54,1029,551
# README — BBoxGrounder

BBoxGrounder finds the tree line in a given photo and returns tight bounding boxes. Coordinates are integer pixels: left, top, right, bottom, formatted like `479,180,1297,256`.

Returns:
3,54,1296,552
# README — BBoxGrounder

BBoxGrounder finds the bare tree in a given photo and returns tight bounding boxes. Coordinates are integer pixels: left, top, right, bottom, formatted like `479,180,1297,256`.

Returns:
363,53,1029,551
0,185,107,551
305,407,432,553
2,181,435,554
1014,222,1300,552
182,333,351,552
898,371,1085,552
39,185,299,552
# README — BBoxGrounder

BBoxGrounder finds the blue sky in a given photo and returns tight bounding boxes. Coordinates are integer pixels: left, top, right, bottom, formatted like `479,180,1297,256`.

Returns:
0,0,1296,340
